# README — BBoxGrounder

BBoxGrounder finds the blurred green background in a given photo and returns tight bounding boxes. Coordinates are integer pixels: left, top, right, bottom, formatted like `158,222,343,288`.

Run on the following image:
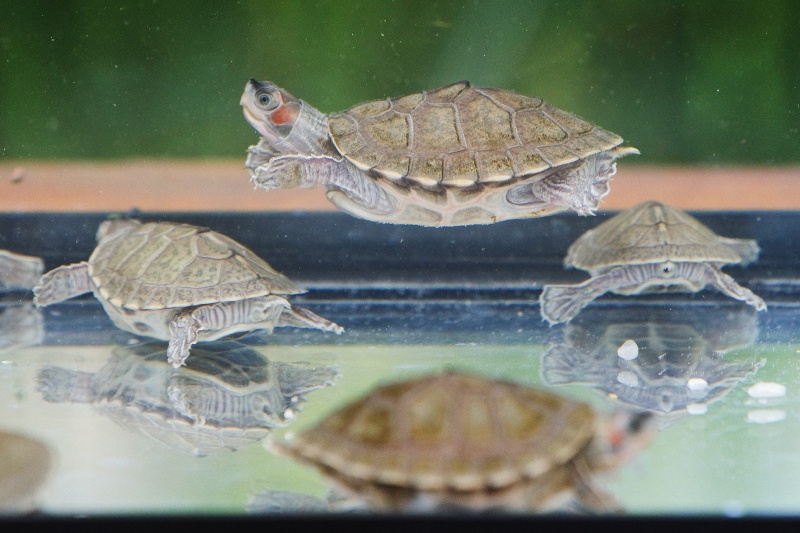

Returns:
0,0,797,163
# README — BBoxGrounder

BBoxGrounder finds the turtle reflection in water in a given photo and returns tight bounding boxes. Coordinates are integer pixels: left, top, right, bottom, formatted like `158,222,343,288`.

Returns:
0,303,43,354
36,340,339,456
33,219,342,368
270,371,652,513
241,80,638,226
542,307,764,421
0,250,43,291
540,201,767,324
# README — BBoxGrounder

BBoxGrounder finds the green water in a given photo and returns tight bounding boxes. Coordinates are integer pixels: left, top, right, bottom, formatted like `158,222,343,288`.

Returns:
1,0,798,163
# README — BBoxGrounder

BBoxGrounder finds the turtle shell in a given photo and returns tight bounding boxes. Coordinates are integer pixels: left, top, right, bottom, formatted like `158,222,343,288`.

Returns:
282,371,595,492
565,201,760,272
327,81,626,188
87,220,304,310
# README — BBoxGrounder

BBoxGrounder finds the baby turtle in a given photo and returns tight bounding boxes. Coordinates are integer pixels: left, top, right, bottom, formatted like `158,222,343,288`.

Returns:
0,250,43,290
241,80,639,226
540,201,767,324
273,371,649,512
33,219,343,367
36,340,339,456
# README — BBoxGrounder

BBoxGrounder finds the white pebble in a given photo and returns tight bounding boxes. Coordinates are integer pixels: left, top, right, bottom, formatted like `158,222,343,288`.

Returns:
747,382,786,399
746,409,786,424
687,378,709,391
617,339,639,360
686,403,708,415
616,370,639,387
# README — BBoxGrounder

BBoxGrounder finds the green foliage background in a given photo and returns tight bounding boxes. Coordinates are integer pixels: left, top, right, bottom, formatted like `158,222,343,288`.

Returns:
1,0,798,163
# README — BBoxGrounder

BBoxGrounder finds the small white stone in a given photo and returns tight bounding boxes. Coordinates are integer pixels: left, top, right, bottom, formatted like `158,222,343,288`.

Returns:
746,409,786,424
747,382,786,399
686,403,708,415
617,339,639,360
616,370,639,387
687,378,709,391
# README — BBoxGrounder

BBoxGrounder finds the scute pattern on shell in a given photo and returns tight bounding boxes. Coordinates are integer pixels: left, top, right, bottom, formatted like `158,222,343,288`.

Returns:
565,201,757,271
88,222,305,310
286,372,595,492
327,81,623,188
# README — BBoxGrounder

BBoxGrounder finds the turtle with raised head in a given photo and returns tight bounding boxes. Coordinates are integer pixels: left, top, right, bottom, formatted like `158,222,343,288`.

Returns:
33,219,342,367
241,80,639,226
272,371,651,512
540,201,767,324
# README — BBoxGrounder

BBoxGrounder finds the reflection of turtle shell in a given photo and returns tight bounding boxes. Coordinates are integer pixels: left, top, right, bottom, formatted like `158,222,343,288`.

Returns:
274,371,641,512
36,340,338,455
541,307,763,416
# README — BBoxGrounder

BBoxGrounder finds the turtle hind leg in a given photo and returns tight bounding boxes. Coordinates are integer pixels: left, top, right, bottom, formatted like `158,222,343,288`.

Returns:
508,157,612,216
279,305,344,335
33,262,93,307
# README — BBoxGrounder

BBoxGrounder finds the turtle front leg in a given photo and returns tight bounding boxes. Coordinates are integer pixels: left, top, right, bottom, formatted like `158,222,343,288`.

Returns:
33,262,93,307
167,311,201,368
540,265,645,325
689,263,767,311
251,155,396,216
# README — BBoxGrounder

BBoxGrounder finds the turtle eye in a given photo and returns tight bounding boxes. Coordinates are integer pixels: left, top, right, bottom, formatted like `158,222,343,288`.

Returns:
255,91,277,110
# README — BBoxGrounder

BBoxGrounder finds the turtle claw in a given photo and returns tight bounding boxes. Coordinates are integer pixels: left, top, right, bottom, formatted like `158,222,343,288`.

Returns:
251,156,304,191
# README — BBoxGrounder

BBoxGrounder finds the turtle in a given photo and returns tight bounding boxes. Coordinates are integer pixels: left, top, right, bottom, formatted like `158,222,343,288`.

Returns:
240,80,639,226
541,307,764,418
32,219,343,368
271,371,652,513
36,340,339,456
540,201,767,324
0,250,43,290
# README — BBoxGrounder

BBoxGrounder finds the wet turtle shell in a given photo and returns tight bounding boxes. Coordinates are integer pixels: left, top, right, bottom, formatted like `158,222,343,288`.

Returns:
278,371,595,494
36,340,339,455
89,220,303,310
565,201,759,272
328,81,626,188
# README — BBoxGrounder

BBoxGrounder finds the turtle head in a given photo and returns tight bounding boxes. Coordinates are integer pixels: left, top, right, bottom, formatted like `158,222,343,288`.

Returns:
96,218,141,242
241,79,302,148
